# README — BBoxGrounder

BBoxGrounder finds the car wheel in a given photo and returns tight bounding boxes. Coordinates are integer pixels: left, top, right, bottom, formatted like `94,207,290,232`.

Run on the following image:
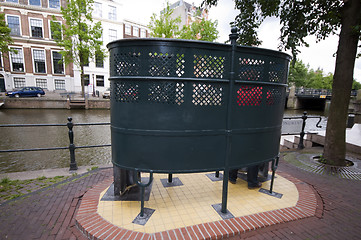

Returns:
15,94,20,98
37,93,41,97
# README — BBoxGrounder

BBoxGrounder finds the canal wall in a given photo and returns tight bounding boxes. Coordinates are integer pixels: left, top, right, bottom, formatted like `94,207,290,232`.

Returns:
0,97,110,109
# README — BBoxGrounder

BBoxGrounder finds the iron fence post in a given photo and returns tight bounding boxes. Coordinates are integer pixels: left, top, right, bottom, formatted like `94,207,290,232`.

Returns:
298,111,307,149
67,117,78,171
221,27,239,214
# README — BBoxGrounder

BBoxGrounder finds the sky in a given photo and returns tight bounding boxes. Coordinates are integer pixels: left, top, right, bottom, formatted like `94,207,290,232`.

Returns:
121,0,361,83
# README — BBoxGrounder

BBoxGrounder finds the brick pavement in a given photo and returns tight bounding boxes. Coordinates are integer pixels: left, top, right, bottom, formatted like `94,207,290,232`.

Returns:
0,168,113,240
228,151,361,240
0,150,360,240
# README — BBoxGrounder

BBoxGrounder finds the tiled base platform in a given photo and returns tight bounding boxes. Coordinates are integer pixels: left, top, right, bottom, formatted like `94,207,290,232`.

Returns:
76,171,319,240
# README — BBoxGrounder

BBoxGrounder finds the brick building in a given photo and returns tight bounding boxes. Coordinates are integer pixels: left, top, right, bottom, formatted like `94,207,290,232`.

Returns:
0,0,149,94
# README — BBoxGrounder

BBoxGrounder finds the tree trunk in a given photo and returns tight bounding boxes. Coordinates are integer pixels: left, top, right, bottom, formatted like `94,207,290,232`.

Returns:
323,0,360,166
80,64,85,98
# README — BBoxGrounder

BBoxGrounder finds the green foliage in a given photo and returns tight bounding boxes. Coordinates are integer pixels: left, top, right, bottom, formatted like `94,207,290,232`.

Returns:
1,177,10,184
179,17,219,42
353,80,361,90
0,8,15,55
149,2,218,42
288,60,333,89
50,0,106,96
203,0,347,58
148,1,181,38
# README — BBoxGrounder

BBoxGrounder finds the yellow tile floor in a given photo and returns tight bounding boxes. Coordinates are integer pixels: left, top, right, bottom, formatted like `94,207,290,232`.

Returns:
97,172,298,233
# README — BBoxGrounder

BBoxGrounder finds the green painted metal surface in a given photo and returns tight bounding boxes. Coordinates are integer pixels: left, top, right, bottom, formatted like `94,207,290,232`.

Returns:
107,38,291,173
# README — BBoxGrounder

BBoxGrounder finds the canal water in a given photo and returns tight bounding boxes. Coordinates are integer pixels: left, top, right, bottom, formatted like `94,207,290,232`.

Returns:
0,109,326,173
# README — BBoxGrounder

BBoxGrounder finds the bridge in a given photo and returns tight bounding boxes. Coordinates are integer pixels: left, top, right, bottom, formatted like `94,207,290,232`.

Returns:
287,87,358,110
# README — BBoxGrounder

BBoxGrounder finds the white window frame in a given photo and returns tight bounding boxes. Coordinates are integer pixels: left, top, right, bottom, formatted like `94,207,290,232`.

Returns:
140,29,146,38
54,79,65,90
51,50,64,74
10,47,25,72
14,77,26,88
29,0,42,7
109,29,117,42
133,26,139,37
36,78,47,89
96,75,104,86
48,0,60,9
32,48,47,74
93,2,102,18
49,20,62,40
29,18,44,38
6,15,22,36
108,5,116,20
125,24,131,35
0,52,3,70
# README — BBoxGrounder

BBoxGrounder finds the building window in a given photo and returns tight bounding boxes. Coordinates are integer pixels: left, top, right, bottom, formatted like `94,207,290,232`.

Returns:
109,29,117,42
49,0,60,9
6,0,18,3
7,16,21,36
29,0,41,6
83,74,89,86
10,48,24,72
54,79,65,90
30,18,43,38
133,26,139,37
96,75,104,87
125,24,131,35
52,51,64,74
0,53,3,69
50,21,62,40
94,2,102,18
36,79,47,89
14,77,25,88
108,5,116,20
33,49,46,73
141,29,146,38
95,52,103,68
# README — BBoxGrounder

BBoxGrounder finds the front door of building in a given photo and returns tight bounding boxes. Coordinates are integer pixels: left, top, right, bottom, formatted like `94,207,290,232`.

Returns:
0,75,5,92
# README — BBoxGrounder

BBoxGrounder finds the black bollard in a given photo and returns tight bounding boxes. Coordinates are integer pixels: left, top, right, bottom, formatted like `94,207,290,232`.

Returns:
67,117,78,171
298,111,307,149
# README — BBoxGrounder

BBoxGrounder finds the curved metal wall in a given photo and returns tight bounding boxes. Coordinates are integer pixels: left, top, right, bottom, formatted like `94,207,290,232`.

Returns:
107,39,291,173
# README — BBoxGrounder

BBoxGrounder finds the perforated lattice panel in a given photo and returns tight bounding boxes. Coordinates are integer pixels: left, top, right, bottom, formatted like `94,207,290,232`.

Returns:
148,82,185,105
266,89,283,105
236,86,263,106
193,55,225,78
112,82,139,103
148,52,185,77
192,83,224,106
239,58,265,81
269,61,286,83
114,52,141,76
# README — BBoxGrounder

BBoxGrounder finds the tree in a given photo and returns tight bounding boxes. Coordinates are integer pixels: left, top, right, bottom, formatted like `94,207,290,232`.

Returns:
203,0,361,166
353,80,361,90
148,1,218,42
288,60,334,89
148,1,181,38
51,0,106,97
0,8,15,55
179,13,219,41
288,60,309,87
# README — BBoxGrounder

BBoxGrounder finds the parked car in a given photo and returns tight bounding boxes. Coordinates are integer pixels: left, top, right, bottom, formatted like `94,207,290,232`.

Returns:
102,88,110,99
5,87,45,98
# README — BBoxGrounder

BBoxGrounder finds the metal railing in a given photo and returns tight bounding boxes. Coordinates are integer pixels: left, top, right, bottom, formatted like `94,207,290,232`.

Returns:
0,113,323,170
0,117,111,171
295,88,358,98
282,111,322,149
